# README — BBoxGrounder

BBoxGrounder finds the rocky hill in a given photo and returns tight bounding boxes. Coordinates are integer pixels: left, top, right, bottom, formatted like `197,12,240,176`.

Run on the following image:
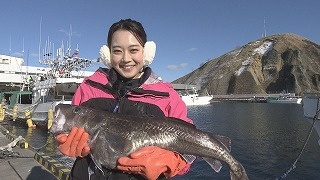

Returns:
172,33,320,95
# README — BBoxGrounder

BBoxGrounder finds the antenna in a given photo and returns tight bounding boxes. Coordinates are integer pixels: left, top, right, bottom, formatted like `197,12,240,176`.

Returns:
67,24,72,56
52,42,55,60
69,24,72,49
26,49,29,76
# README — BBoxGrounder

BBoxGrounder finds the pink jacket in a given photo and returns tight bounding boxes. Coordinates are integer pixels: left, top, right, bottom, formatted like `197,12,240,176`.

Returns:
72,68,193,124
72,68,193,175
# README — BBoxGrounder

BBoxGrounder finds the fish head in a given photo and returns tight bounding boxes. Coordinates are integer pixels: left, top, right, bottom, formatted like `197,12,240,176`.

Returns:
50,104,87,135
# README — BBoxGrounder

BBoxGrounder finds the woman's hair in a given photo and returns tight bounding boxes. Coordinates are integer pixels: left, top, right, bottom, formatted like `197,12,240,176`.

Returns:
107,19,147,47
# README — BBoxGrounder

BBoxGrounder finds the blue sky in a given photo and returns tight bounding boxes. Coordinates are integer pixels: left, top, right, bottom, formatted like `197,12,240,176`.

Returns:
1,0,319,82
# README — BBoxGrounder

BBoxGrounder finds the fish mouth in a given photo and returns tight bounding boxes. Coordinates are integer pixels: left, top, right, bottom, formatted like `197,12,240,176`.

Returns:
49,107,66,135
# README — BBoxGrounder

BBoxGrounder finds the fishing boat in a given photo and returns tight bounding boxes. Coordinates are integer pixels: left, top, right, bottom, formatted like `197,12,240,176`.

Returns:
266,93,302,104
179,88,212,106
301,93,320,145
0,46,95,129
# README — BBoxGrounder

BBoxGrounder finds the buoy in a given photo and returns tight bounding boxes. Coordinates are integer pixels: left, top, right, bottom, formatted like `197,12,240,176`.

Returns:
0,109,4,122
26,119,36,128
47,109,53,129
12,105,18,121
0,105,4,122
25,109,31,119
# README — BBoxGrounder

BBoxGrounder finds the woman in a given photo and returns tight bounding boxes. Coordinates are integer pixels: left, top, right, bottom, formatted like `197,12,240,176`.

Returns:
56,19,194,180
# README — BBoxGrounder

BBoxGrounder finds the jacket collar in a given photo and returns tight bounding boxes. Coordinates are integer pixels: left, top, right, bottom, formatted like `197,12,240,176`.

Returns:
86,67,169,98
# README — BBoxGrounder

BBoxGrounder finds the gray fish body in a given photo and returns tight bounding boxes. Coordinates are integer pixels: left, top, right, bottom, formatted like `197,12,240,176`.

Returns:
51,104,248,180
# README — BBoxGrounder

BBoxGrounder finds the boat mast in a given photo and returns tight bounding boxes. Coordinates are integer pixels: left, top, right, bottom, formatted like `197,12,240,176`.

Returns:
68,24,72,55
23,37,27,91
38,17,42,63
9,35,11,64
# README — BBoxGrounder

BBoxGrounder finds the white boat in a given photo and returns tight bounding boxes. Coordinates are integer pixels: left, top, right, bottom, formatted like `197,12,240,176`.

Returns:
0,46,95,129
266,93,302,104
301,93,320,146
0,54,47,92
180,88,212,106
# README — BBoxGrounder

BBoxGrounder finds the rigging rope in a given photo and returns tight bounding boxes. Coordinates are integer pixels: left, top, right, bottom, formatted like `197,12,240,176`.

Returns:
276,107,320,179
28,135,53,152
0,135,52,159
0,136,23,159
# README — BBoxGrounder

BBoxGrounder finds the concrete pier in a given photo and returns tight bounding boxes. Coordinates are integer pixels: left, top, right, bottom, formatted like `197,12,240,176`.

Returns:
0,124,70,180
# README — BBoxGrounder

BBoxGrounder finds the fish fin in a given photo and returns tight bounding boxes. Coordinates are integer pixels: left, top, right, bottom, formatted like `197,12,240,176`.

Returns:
88,129,100,146
167,117,197,128
180,154,197,164
203,157,222,172
215,135,231,152
90,153,104,175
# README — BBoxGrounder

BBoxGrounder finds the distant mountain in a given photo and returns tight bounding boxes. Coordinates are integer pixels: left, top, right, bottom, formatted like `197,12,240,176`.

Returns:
172,33,320,96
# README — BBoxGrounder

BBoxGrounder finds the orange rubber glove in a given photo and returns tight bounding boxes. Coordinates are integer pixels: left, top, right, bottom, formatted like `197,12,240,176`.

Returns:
55,127,90,157
117,146,187,180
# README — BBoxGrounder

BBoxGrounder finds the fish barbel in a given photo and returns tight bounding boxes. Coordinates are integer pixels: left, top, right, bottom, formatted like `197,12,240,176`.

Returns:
50,104,248,180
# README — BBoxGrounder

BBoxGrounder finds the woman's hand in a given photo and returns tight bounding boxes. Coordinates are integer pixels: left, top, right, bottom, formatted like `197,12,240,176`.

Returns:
55,127,90,157
117,146,187,180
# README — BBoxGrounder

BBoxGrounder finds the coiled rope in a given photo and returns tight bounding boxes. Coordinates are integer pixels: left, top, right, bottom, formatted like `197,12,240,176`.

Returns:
0,136,24,159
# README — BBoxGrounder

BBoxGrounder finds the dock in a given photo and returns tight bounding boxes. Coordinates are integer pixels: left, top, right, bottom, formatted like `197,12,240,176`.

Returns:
210,93,302,103
0,125,70,180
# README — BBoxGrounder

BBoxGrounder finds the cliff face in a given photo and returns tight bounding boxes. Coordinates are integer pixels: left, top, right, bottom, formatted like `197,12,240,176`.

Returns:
172,33,320,95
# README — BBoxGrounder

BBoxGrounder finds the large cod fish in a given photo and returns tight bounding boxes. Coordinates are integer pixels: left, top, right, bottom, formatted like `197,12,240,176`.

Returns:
50,104,248,180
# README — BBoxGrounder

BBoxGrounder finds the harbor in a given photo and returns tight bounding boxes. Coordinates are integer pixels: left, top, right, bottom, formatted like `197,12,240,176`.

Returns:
0,47,303,129
1,103,320,179
0,45,95,129
210,93,302,104
0,1,320,179
0,122,71,180
1,33,150,179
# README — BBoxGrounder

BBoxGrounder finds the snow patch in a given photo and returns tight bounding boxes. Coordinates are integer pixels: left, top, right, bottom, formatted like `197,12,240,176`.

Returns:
253,41,273,55
235,41,273,76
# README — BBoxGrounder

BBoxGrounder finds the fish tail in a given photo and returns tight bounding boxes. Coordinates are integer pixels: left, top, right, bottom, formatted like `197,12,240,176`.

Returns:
229,163,249,180
230,171,238,180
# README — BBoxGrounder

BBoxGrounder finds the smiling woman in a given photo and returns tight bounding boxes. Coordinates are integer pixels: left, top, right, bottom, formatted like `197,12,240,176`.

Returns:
108,30,146,79
54,18,196,180
99,36,156,80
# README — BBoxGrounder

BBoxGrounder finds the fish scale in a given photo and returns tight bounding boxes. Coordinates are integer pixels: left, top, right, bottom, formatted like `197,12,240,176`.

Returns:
51,104,249,180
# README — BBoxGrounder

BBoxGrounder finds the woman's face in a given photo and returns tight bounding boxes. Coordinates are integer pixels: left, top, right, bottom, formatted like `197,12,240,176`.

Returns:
110,30,144,79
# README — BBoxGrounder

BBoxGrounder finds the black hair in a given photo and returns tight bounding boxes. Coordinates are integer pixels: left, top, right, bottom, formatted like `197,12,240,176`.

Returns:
107,19,147,47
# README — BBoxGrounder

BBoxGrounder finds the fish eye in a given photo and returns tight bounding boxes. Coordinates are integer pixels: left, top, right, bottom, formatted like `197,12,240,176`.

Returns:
73,107,80,114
